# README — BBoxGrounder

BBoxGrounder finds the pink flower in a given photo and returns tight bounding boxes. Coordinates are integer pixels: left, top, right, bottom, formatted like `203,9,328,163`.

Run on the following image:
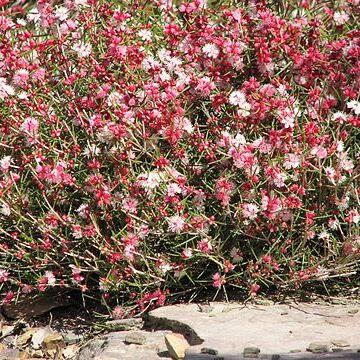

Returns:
241,203,259,220
311,146,327,159
202,43,219,59
197,239,212,254
20,117,39,135
122,197,138,214
112,305,126,320
167,215,186,233
0,269,9,282
196,77,215,96
181,248,193,259
12,69,29,87
250,284,260,296
0,156,11,172
212,273,226,288
283,154,301,169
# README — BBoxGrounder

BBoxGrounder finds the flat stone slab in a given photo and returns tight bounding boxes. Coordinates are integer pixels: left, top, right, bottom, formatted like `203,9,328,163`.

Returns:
79,330,173,360
148,302,360,359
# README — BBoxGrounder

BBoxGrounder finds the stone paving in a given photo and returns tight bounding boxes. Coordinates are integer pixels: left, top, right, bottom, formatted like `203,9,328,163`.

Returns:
1,300,359,359
77,301,360,360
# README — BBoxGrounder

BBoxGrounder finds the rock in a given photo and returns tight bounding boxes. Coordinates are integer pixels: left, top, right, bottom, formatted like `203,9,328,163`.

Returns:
348,309,358,315
62,345,79,359
42,332,65,357
271,355,280,360
2,289,75,320
244,347,260,358
62,330,83,345
124,332,146,345
331,340,350,347
0,348,20,360
289,349,301,353
0,325,16,339
164,333,189,360
78,339,106,360
104,318,144,331
30,349,44,357
15,328,38,348
244,347,260,354
197,304,214,313
306,342,329,353
31,327,52,349
201,347,218,355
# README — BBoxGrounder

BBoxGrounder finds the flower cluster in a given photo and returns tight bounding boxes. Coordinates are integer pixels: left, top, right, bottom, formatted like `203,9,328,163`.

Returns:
0,0,359,311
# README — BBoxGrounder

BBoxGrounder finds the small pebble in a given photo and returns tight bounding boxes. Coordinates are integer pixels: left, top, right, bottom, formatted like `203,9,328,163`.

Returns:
124,332,146,345
244,347,260,354
306,342,329,353
331,340,350,348
201,347,218,355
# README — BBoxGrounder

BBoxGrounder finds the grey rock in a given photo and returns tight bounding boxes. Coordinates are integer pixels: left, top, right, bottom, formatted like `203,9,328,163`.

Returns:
31,326,52,349
105,318,144,331
331,339,350,347
124,332,146,345
149,302,360,355
271,355,281,360
197,304,214,313
62,330,84,345
306,342,329,353
78,338,107,360
332,348,351,352
0,348,20,360
244,347,261,354
201,347,218,355
289,349,301,353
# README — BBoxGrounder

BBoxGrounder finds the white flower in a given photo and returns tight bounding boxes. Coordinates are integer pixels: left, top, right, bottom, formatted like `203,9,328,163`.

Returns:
241,203,259,220
83,144,101,157
16,18,27,26
232,133,246,147
0,203,10,216
229,90,251,116
107,91,123,107
26,8,41,23
347,100,360,115
0,156,12,172
333,11,349,26
283,153,300,170
138,171,162,191
167,215,186,233
318,231,330,240
230,247,243,263
229,90,247,107
54,6,69,21
202,43,219,59
138,29,152,41
332,111,348,123
44,271,56,286
159,262,173,274
167,183,182,196
72,42,92,58
0,77,15,99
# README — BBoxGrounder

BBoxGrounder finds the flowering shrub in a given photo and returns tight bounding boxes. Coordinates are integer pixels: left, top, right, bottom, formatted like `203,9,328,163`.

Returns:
0,0,359,312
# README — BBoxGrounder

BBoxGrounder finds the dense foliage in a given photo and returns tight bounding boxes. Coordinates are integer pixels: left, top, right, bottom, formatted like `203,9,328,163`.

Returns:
0,0,359,315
